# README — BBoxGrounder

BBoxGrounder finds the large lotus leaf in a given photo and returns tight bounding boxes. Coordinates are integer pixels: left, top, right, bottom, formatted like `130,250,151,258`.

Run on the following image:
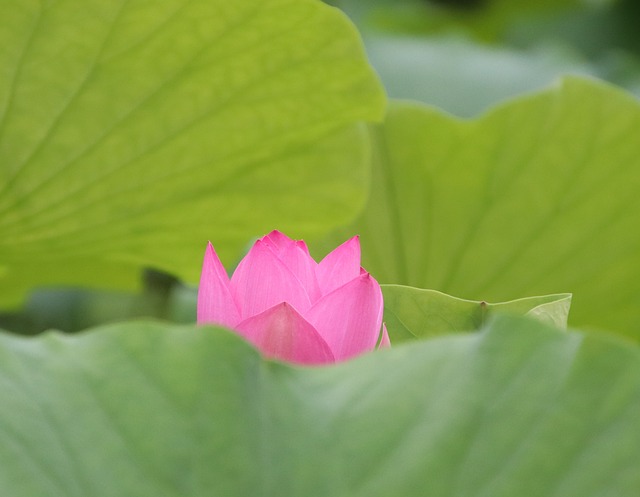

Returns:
0,0,385,306
319,77,640,339
382,284,571,342
0,316,639,495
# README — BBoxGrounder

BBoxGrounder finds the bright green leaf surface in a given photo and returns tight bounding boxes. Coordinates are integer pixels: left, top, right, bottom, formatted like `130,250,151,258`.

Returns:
321,77,640,339
0,316,639,495
383,284,571,342
0,0,385,306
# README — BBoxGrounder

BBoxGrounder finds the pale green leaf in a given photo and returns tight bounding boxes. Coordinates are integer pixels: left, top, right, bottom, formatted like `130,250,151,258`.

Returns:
0,315,639,495
0,0,385,306
383,284,571,342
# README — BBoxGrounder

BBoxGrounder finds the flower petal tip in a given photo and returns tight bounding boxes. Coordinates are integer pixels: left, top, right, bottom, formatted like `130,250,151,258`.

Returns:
378,324,391,349
197,241,240,328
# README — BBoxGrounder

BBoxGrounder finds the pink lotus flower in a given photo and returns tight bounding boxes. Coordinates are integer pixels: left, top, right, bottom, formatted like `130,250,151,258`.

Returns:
197,230,389,365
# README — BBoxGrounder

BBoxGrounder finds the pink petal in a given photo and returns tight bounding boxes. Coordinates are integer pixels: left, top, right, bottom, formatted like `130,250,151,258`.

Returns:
306,272,383,361
261,230,297,255
296,240,311,256
197,242,241,328
282,248,321,302
378,324,391,349
235,303,335,365
317,236,361,295
259,232,320,300
230,239,312,319
277,245,321,303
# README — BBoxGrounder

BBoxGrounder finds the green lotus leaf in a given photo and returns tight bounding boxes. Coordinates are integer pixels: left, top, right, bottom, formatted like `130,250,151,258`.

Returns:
382,284,571,342
0,0,385,306
0,315,638,495
320,77,640,340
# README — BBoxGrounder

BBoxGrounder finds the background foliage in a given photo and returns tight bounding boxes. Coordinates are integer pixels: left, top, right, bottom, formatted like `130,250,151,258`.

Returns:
4,0,640,337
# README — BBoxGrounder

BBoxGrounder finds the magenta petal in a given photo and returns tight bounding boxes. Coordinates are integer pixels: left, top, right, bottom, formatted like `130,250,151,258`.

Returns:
235,303,335,365
317,236,361,295
197,242,241,328
378,324,391,349
230,240,311,318
260,231,319,299
261,230,297,254
296,239,311,256
283,249,321,302
261,232,318,299
306,272,383,361
274,242,321,302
